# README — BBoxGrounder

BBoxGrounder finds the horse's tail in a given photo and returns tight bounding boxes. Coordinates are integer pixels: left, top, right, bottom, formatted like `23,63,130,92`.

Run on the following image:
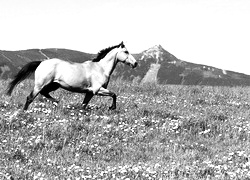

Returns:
6,61,42,95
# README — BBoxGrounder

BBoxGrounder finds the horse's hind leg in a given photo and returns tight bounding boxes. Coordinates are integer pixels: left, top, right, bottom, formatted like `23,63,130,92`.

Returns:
40,92,59,103
40,82,60,103
23,89,40,110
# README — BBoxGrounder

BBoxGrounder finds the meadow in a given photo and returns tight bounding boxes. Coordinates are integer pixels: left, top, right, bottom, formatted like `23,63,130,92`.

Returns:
0,79,250,179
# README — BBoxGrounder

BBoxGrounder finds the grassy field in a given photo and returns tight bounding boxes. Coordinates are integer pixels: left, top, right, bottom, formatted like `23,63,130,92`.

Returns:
1,79,250,179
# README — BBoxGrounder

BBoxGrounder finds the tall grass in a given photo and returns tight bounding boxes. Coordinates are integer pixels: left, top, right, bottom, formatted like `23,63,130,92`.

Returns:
1,79,250,179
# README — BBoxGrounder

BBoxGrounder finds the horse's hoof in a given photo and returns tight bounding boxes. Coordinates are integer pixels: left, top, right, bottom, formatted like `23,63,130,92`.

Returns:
109,106,116,110
82,105,91,111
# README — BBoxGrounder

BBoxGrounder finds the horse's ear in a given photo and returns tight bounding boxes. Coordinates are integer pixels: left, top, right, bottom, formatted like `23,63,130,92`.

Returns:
120,41,125,48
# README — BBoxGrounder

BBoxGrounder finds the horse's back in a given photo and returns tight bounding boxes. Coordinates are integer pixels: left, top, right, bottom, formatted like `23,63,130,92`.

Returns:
34,58,74,84
37,58,79,73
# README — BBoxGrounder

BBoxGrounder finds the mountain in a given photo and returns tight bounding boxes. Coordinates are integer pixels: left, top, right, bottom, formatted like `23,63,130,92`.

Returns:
1,46,250,86
114,45,250,86
0,49,94,79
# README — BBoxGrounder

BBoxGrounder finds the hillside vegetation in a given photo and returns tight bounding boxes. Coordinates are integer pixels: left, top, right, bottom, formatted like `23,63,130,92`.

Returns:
1,79,250,179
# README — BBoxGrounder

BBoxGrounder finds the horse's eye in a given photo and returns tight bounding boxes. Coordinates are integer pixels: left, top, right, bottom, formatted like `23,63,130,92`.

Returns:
124,50,129,54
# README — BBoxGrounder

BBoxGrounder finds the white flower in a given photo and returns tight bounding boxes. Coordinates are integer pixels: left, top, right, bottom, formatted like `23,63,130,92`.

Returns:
132,166,140,173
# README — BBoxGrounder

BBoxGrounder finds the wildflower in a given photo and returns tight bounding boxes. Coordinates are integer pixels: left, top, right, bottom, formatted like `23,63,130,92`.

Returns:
237,151,245,156
227,172,236,178
199,129,211,135
35,135,42,144
132,166,140,173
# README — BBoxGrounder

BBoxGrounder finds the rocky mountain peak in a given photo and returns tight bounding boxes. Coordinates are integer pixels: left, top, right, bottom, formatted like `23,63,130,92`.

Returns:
141,44,165,63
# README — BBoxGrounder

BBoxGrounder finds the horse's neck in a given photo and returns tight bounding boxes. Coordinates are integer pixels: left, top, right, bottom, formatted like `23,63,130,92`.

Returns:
98,51,117,77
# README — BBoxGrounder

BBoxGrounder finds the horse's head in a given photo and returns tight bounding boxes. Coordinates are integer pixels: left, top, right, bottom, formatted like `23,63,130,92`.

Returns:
116,42,138,68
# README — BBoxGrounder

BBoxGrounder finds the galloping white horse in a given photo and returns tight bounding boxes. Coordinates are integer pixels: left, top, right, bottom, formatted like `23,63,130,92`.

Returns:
7,42,138,110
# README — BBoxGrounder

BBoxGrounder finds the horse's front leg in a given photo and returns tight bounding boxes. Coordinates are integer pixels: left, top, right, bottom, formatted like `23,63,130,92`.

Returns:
82,92,94,109
96,87,117,110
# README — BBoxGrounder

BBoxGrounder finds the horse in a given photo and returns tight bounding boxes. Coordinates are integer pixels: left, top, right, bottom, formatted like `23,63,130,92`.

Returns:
7,41,138,110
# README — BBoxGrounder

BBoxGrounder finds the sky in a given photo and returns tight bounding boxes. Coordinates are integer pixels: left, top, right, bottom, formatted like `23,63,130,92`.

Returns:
1,0,250,74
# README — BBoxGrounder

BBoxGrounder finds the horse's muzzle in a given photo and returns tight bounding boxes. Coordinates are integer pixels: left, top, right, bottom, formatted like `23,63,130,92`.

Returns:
132,62,138,68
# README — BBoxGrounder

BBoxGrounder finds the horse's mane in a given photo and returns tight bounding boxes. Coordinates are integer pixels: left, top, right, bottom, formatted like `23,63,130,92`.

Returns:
92,42,125,62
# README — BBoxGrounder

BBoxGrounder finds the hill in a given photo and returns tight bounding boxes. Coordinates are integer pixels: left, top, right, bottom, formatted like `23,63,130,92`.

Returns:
0,49,93,79
114,45,250,86
1,46,250,86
